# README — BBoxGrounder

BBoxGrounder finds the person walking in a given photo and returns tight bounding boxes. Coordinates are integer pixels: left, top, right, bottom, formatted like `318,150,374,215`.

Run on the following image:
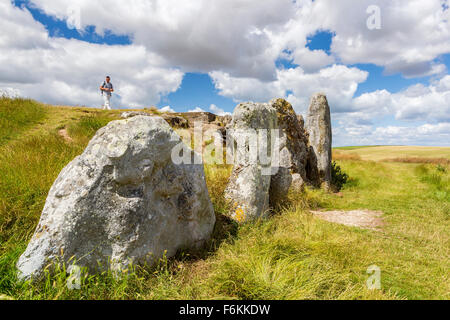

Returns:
100,76,114,110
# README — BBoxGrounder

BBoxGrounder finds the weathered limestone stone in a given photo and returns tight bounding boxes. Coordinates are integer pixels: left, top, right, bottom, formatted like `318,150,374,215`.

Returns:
269,98,309,194
17,116,215,280
121,112,189,129
121,111,150,119
218,115,232,129
225,102,278,222
269,167,292,206
306,93,332,189
175,112,217,127
162,115,189,128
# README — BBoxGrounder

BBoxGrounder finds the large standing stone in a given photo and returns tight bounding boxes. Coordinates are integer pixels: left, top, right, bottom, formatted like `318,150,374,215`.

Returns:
17,116,215,280
269,99,309,196
306,93,332,189
224,102,278,222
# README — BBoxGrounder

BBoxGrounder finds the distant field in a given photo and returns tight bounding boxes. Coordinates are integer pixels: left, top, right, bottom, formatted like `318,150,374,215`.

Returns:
334,146,450,162
334,146,384,151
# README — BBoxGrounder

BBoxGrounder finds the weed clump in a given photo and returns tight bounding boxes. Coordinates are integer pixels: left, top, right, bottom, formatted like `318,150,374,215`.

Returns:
331,161,349,191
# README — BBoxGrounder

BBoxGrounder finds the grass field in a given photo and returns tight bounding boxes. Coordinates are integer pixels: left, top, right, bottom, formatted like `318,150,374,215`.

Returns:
335,145,450,162
0,98,449,300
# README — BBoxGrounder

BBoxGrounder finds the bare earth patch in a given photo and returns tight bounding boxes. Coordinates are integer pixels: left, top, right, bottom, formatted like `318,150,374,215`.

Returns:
311,209,384,231
58,128,73,143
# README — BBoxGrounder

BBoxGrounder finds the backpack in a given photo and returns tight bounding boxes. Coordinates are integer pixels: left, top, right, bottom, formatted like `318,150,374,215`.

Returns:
100,81,106,95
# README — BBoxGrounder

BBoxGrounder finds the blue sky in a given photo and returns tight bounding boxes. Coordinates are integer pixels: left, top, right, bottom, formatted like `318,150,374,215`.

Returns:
13,0,132,45
11,0,445,112
2,0,450,146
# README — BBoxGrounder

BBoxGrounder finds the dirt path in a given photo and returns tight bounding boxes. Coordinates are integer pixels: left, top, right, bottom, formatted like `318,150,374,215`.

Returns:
11,106,78,142
311,209,384,231
9,105,118,145
58,128,73,142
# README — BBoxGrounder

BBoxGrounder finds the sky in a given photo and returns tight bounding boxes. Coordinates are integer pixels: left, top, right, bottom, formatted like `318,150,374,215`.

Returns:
1,0,450,147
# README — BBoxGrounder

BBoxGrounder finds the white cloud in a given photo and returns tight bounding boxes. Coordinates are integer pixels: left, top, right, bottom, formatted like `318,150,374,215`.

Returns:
332,75,450,146
0,0,50,51
334,123,450,147
280,65,368,113
10,0,450,81
0,87,21,98
210,64,368,114
0,2,183,108
159,105,176,113
188,107,205,113
209,71,284,103
291,48,335,73
310,0,450,78
212,62,450,146
209,104,231,116
2,0,450,146
352,76,450,123
28,0,297,80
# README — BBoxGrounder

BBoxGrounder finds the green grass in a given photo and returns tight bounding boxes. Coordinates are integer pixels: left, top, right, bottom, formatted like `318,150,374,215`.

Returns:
67,113,116,144
0,98,449,300
0,97,47,145
307,161,449,299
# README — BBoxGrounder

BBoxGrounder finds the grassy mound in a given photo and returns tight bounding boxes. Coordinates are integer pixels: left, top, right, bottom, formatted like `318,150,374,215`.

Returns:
0,99,448,300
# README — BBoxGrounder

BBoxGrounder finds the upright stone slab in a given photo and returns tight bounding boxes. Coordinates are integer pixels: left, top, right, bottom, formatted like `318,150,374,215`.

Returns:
306,93,332,189
269,98,309,196
17,116,215,280
225,102,278,222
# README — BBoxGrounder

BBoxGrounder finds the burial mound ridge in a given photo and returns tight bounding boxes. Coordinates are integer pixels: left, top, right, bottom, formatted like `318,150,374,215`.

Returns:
17,94,332,280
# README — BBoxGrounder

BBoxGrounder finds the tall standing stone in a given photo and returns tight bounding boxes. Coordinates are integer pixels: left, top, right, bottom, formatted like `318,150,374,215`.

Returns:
224,102,278,222
269,98,309,199
17,116,215,280
306,93,332,189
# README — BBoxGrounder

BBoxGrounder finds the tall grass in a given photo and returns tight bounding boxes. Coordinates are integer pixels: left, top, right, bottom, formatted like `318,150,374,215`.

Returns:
0,131,90,294
0,97,46,145
0,102,116,296
204,208,392,300
67,114,116,143
414,164,450,201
